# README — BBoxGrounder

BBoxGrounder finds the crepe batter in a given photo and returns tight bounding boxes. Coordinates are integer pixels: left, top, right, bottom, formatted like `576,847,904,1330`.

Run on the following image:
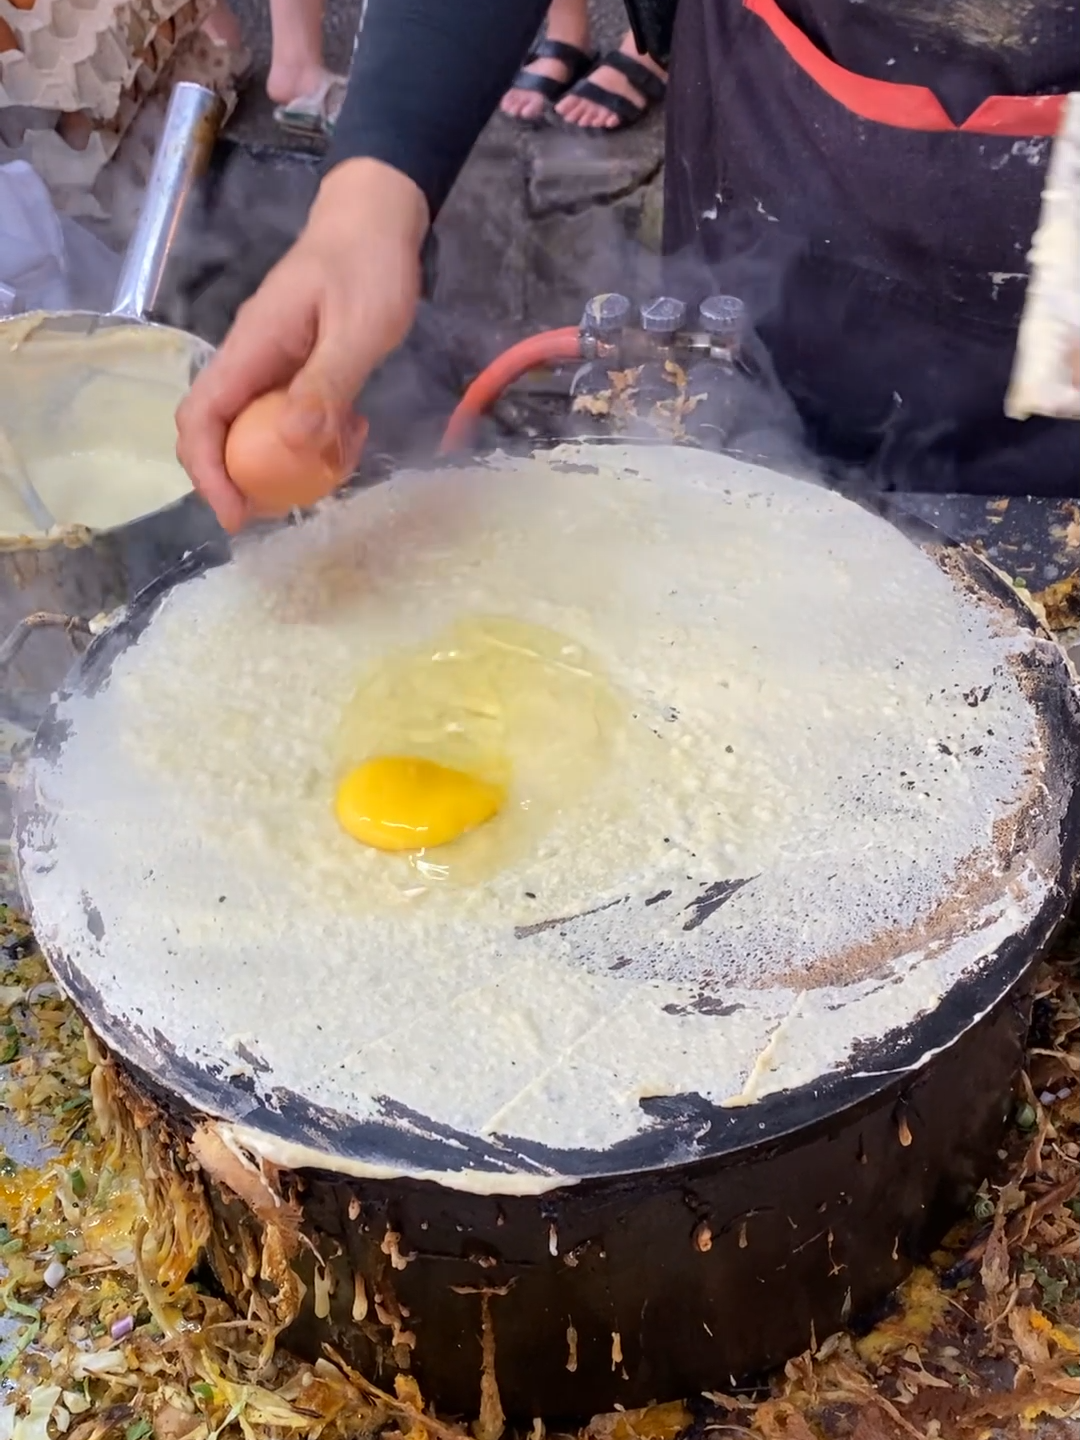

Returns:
0,321,195,535
18,446,1067,1191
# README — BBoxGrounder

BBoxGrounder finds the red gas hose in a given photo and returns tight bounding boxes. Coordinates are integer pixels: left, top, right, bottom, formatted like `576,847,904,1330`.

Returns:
438,326,583,453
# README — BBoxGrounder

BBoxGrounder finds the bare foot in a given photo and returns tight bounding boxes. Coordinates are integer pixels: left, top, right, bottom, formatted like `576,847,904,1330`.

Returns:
556,29,667,129
200,0,244,52
500,21,592,121
267,62,339,107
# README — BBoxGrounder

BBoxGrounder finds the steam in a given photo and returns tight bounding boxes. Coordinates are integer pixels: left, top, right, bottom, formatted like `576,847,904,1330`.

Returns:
149,146,483,461
42,86,814,476
49,97,959,495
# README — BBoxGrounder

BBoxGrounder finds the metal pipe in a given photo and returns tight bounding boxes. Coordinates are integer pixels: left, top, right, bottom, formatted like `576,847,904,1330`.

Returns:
111,83,225,322
0,612,91,671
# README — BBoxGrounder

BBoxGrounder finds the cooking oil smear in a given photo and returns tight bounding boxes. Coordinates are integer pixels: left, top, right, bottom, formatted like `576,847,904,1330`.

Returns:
334,615,624,886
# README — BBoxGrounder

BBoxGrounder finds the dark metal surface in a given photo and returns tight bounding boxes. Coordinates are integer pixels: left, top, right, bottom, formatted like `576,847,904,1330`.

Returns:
130,959,1034,1419
18,444,1080,1181
0,496,228,732
891,493,1080,591
288,977,1032,1417
15,442,1080,1418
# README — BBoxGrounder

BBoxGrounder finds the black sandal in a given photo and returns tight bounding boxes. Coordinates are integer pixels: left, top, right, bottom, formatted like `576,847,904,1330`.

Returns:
504,38,597,111
561,49,667,130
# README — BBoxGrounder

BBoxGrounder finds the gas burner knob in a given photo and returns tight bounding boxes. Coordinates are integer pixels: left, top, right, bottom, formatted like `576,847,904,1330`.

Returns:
699,294,747,343
581,292,633,336
639,295,687,337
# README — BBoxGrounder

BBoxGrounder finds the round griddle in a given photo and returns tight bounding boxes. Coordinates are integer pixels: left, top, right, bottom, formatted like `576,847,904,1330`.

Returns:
15,442,1080,1180
14,441,1080,1416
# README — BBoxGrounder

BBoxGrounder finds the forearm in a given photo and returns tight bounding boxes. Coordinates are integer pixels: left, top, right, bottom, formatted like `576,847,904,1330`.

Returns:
327,0,550,222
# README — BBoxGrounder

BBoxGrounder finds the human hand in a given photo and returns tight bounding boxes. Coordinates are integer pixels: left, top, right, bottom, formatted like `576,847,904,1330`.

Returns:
176,158,429,533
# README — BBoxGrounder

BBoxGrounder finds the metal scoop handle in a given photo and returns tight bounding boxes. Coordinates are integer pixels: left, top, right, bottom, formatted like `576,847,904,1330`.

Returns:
111,82,225,322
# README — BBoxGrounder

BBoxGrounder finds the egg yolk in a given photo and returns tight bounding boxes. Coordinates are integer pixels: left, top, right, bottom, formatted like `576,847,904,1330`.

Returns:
333,615,627,886
335,755,506,852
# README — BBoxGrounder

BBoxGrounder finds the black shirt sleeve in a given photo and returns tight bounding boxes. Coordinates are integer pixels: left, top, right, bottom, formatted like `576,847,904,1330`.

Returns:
327,0,551,222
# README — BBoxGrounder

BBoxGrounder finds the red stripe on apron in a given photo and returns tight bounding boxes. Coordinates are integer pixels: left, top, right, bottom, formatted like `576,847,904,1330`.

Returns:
744,0,1066,136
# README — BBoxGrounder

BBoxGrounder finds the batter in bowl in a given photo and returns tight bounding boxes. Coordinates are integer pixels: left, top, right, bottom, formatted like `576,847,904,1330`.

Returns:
0,322,196,535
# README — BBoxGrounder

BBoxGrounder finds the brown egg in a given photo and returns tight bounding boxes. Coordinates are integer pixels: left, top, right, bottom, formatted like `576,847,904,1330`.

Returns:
224,388,365,516
0,17,20,50
7,0,35,11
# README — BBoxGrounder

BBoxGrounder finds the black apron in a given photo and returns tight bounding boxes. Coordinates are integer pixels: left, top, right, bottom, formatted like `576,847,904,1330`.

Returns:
662,0,1080,495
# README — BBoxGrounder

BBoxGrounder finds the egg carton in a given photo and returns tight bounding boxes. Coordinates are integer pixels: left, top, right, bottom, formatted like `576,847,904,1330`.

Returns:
0,12,236,217
0,0,198,80
0,0,210,118
0,118,115,213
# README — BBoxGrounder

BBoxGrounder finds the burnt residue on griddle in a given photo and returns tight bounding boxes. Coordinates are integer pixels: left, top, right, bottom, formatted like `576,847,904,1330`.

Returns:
682,877,755,932
662,995,744,1017
80,890,105,942
636,1091,716,1127
514,895,628,939
235,1041,272,1075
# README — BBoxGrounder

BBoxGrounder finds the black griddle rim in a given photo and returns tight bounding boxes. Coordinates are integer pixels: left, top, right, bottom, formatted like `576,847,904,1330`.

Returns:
16,442,1080,1188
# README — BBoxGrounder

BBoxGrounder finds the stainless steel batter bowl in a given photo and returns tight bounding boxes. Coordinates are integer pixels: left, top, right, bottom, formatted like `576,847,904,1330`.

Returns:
0,83,228,732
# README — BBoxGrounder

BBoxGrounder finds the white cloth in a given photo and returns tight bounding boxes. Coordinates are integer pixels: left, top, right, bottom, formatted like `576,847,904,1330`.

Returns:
0,160,119,314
